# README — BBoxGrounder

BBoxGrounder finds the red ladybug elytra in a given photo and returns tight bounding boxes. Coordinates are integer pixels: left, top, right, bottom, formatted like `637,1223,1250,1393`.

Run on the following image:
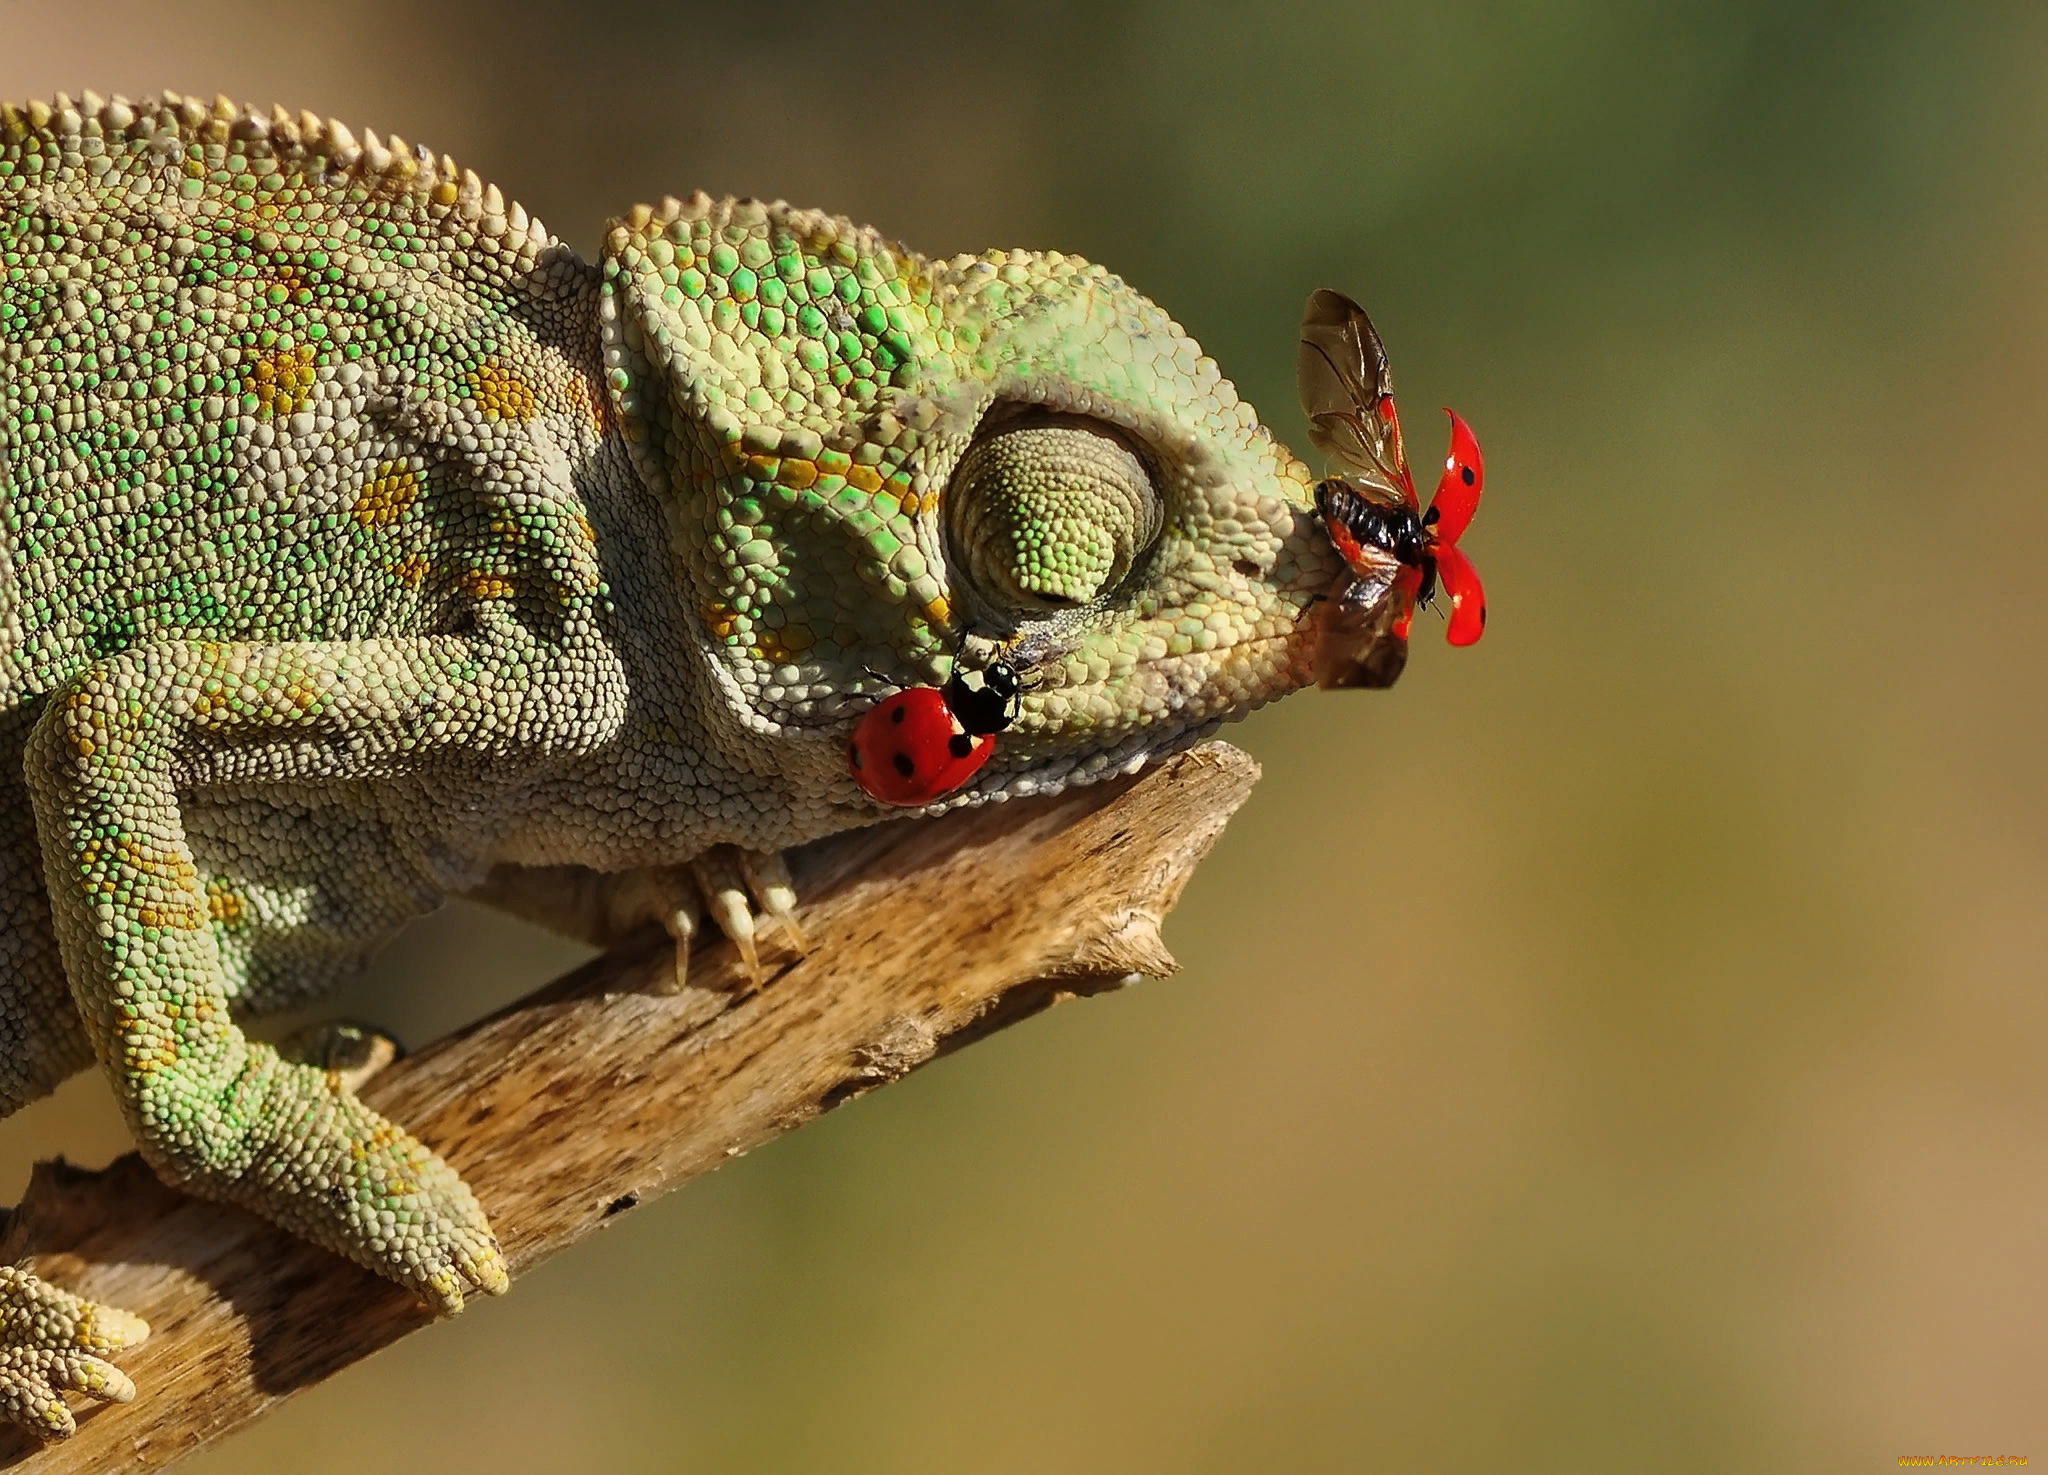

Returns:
848,660,1023,806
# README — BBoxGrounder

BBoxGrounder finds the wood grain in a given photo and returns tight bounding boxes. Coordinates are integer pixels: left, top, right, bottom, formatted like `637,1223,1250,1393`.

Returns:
0,742,1260,1472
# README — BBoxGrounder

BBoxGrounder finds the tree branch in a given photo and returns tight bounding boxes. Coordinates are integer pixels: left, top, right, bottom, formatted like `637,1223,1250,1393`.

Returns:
0,742,1260,1472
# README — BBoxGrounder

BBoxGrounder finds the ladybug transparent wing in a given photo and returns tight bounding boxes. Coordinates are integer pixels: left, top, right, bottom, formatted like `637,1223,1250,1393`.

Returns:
1312,563,1416,690
1298,288,1415,507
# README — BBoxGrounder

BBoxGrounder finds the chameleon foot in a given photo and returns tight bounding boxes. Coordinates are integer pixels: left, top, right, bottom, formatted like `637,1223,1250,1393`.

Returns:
689,846,808,988
0,1264,148,1439
157,1051,508,1316
274,1019,404,1093
468,855,809,991
604,848,806,991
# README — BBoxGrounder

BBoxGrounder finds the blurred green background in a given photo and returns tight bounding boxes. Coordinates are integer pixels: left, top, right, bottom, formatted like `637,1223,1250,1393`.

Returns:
3,1,2045,1469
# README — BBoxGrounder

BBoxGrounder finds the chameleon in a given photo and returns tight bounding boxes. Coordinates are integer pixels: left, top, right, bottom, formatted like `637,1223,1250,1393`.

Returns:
0,89,1349,1436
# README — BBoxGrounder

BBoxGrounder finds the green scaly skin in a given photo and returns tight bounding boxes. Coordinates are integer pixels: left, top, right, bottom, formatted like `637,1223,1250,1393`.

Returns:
0,90,1341,1433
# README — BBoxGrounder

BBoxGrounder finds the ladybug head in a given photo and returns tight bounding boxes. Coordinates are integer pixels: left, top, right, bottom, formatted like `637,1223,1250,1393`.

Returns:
941,659,1023,737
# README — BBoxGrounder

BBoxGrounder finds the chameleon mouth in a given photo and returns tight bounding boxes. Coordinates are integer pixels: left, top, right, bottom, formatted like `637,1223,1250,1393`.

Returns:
955,624,1315,801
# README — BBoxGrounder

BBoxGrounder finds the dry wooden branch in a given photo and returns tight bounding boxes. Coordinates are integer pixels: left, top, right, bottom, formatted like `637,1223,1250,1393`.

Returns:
0,742,1259,1472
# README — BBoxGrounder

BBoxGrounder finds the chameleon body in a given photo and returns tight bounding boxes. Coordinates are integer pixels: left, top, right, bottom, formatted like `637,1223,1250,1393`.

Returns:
0,91,1341,1434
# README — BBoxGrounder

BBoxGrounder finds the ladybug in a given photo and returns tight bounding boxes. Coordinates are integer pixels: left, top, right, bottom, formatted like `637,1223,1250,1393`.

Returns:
848,658,1024,806
1296,287,1487,689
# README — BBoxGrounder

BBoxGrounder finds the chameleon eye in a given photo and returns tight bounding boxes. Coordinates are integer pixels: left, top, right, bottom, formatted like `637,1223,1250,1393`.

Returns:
945,409,1163,613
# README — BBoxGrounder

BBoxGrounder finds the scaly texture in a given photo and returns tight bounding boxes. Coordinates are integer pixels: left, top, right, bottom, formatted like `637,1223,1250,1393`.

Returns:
0,89,1341,1435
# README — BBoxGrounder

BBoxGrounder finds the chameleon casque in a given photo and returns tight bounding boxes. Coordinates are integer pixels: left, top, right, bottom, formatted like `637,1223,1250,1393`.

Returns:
0,90,1354,1435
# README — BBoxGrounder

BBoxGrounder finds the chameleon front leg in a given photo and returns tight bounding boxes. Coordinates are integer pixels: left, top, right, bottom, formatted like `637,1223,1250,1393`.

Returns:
24,621,623,1315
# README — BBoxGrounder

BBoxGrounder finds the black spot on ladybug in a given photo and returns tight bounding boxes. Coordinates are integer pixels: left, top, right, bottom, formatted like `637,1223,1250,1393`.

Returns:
1480,605,1488,627
892,752,916,778
1423,505,1440,527
948,732,974,759
1461,466,1476,485
889,704,908,724
850,745,863,769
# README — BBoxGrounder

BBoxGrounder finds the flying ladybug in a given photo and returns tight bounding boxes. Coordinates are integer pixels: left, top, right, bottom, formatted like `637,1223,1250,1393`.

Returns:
1297,288,1487,689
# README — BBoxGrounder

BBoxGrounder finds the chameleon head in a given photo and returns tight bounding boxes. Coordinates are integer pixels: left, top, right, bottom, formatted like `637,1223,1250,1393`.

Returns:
603,195,1343,812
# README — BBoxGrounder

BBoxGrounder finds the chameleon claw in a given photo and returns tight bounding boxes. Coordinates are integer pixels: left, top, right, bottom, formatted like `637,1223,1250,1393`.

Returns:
619,848,803,990
601,868,700,994
659,892,700,995
690,853,763,988
54,1350,137,1407
711,888,763,986
739,848,808,954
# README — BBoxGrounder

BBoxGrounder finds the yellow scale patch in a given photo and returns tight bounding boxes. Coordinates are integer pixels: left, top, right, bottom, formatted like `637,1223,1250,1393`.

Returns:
279,671,326,715
258,260,313,307
470,360,540,422
563,373,611,436
122,832,204,933
773,456,819,490
488,511,528,546
388,554,434,589
700,600,741,642
706,435,949,655
352,462,422,528
249,343,318,418
63,688,101,757
205,877,249,932
752,624,815,663
460,571,518,600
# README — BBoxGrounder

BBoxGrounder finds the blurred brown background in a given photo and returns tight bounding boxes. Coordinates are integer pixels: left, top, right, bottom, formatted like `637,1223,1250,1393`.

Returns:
3,1,2045,1469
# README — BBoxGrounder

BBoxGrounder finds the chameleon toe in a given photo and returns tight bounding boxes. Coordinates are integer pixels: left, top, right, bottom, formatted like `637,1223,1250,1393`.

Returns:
0,1267,149,1439
738,849,809,954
